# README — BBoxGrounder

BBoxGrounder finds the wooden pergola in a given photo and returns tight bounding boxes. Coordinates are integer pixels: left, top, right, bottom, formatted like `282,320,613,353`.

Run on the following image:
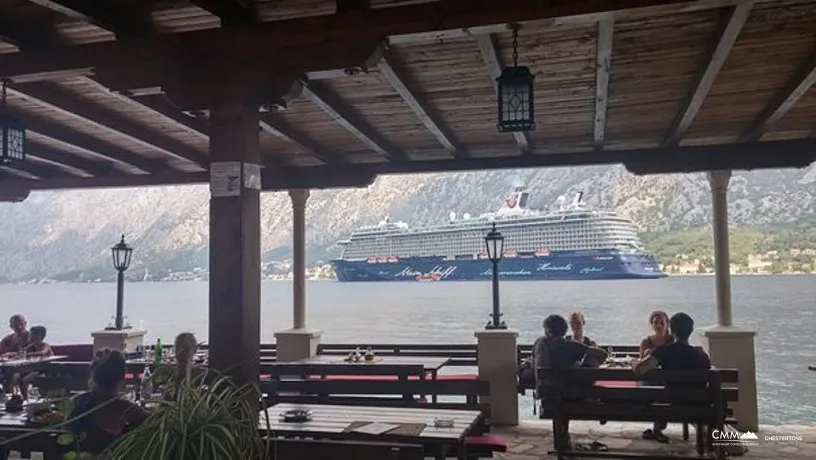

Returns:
0,0,813,394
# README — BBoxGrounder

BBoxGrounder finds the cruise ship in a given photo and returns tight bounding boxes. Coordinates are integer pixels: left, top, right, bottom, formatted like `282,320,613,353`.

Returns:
332,187,666,282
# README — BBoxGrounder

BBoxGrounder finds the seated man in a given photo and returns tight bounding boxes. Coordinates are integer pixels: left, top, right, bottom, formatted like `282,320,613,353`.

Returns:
634,312,711,443
534,314,608,448
12,326,54,399
0,314,29,356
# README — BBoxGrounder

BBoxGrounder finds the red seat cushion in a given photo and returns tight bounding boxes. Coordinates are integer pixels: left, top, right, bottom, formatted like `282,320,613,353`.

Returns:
464,435,508,451
51,344,94,362
307,375,421,381
435,373,478,381
596,380,638,388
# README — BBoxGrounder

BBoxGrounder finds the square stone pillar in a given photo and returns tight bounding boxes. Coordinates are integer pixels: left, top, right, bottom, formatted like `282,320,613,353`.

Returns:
475,329,519,426
700,325,758,432
91,329,147,354
275,328,323,362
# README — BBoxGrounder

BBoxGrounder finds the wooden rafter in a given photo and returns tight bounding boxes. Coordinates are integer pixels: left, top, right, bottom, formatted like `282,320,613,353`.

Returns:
2,160,59,180
22,115,164,173
23,0,154,36
28,141,113,176
593,17,614,150
189,0,258,26
739,49,816,142
12,83,208,168
377,52,468,159
476,33,531,154
258,115,343,165
665,2,753,145
301,82,407,162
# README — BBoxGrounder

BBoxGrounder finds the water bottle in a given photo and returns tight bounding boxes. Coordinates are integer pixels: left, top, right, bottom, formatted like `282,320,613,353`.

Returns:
140,366,153,401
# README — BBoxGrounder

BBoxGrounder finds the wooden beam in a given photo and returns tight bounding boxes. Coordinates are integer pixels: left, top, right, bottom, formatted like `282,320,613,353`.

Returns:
301,82,407,162
26,155,90,177
0,170,208,190
593,17,614,150
12,83,209,168
665,2,753,145
189,0,258,26
0,0,713,78
739,49,816,142
258,115,344,165
22,114,166,173
22,0,154,36
1,161,59,180
476,34,531,154
376,53,468,159
28,141,114,176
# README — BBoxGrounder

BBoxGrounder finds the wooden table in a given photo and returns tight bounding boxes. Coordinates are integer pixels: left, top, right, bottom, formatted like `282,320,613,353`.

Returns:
0,355,68,371
0,407,64,459
292,355,451,379
259,403,482,459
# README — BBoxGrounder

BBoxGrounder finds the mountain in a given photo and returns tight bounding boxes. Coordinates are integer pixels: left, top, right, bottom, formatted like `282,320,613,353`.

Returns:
0,164,814,282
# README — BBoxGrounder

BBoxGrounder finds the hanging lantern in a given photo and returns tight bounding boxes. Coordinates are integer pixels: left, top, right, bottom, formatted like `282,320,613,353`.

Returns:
497,27,535,133
0,80,25,164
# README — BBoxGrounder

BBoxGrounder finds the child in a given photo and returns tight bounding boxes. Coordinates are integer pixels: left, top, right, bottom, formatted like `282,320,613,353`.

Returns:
13,325,54,399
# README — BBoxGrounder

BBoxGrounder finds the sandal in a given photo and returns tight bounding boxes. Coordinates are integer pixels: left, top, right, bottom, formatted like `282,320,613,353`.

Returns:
575,443,591,451
642,429,656,440
655,432,670,444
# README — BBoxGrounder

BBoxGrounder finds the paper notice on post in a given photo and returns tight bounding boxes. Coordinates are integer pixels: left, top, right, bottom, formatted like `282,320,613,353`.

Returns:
210,162,242,197
351,422,399,435
243,163,261,190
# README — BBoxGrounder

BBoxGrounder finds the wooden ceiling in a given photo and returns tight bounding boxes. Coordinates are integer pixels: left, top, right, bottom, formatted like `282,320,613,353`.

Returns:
0,0,814,196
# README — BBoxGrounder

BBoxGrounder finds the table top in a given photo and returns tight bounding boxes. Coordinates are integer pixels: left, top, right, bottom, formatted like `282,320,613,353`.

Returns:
0,355,68,369
292,355,450,371
259,403,481,443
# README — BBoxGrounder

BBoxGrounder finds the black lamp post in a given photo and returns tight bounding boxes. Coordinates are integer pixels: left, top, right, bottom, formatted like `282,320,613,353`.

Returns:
484,223,507,329
110,235,133,330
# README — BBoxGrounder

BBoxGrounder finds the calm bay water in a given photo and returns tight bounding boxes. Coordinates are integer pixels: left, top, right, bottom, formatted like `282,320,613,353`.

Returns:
2,275,814,425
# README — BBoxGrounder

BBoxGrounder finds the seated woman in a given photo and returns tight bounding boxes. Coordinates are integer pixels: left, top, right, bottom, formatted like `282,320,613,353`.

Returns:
69,350,148,455
638,310,673,443
12,325,54,399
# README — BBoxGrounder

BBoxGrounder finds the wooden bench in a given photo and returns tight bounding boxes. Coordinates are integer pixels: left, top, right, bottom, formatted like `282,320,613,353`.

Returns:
267,438,423,460
537,368,739,460
263,378,507,458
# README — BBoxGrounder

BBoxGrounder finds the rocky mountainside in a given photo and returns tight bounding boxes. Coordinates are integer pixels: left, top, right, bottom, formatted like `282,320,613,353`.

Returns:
0,164,813,282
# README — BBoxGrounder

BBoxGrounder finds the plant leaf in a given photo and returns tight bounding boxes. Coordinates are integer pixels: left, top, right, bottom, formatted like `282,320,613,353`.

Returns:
56,433,75,446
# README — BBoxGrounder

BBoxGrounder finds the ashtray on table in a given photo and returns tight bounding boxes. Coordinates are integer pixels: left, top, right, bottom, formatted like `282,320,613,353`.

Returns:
280,409,312,423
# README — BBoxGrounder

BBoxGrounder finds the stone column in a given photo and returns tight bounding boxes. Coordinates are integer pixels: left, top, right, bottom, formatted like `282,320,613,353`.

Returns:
289,189,309,329
700,170,758,432
709,170,733,327
207,103,262,388
275,189,322,362
475,329,519,426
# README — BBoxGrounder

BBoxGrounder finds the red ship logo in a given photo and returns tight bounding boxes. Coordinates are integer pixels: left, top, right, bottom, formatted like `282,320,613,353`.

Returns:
505,197,517,208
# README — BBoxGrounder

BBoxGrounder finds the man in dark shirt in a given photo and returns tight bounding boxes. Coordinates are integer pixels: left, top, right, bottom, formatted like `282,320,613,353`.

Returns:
634,312,711,442
534,314,608,448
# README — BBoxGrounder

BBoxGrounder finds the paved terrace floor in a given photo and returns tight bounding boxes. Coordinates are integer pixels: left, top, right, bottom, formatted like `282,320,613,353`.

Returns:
495,421,816,459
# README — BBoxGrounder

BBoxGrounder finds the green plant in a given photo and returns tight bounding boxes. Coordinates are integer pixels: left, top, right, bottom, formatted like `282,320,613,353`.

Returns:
102,375,271,460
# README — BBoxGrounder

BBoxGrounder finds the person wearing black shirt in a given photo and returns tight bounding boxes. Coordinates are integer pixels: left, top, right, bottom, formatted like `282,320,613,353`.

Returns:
534,314,608,448
634,312,711,443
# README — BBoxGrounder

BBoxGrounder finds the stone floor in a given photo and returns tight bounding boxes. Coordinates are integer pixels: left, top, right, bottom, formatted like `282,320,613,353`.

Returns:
493,421,816,459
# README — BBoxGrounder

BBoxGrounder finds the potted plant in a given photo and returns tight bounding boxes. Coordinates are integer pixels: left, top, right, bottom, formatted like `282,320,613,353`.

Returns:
102,375,271,460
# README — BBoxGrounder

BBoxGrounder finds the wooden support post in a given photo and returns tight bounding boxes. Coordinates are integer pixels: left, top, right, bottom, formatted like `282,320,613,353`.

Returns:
208,102,262,393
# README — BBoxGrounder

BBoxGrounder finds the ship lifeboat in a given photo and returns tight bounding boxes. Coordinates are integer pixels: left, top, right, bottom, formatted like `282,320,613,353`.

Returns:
503,250,518,258
535,249,551,257
477,252,489,260
387,256,399,263
367,257,378,263
416,273,442,282
377,257,388,263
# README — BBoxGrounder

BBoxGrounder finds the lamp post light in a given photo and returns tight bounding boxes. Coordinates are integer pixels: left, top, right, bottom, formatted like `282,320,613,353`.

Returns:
484,222,507,330
110,235,133,330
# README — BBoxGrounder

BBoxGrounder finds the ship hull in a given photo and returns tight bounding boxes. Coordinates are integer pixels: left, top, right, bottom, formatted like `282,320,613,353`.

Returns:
332,250,666,282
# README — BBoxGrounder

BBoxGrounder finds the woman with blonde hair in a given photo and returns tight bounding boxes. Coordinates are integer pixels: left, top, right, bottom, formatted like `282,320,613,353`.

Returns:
639,311,673,359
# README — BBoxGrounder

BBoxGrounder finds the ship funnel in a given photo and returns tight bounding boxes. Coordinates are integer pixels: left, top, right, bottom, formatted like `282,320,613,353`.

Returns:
571,192,584,206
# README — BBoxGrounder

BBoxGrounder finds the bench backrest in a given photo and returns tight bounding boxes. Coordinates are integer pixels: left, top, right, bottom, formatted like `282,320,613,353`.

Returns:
269,438,423,460
260,362,426,379
536,368,732,424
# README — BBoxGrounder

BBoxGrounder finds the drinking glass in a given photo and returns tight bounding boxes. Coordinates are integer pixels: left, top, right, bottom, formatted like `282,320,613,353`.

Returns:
28,386,40,402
